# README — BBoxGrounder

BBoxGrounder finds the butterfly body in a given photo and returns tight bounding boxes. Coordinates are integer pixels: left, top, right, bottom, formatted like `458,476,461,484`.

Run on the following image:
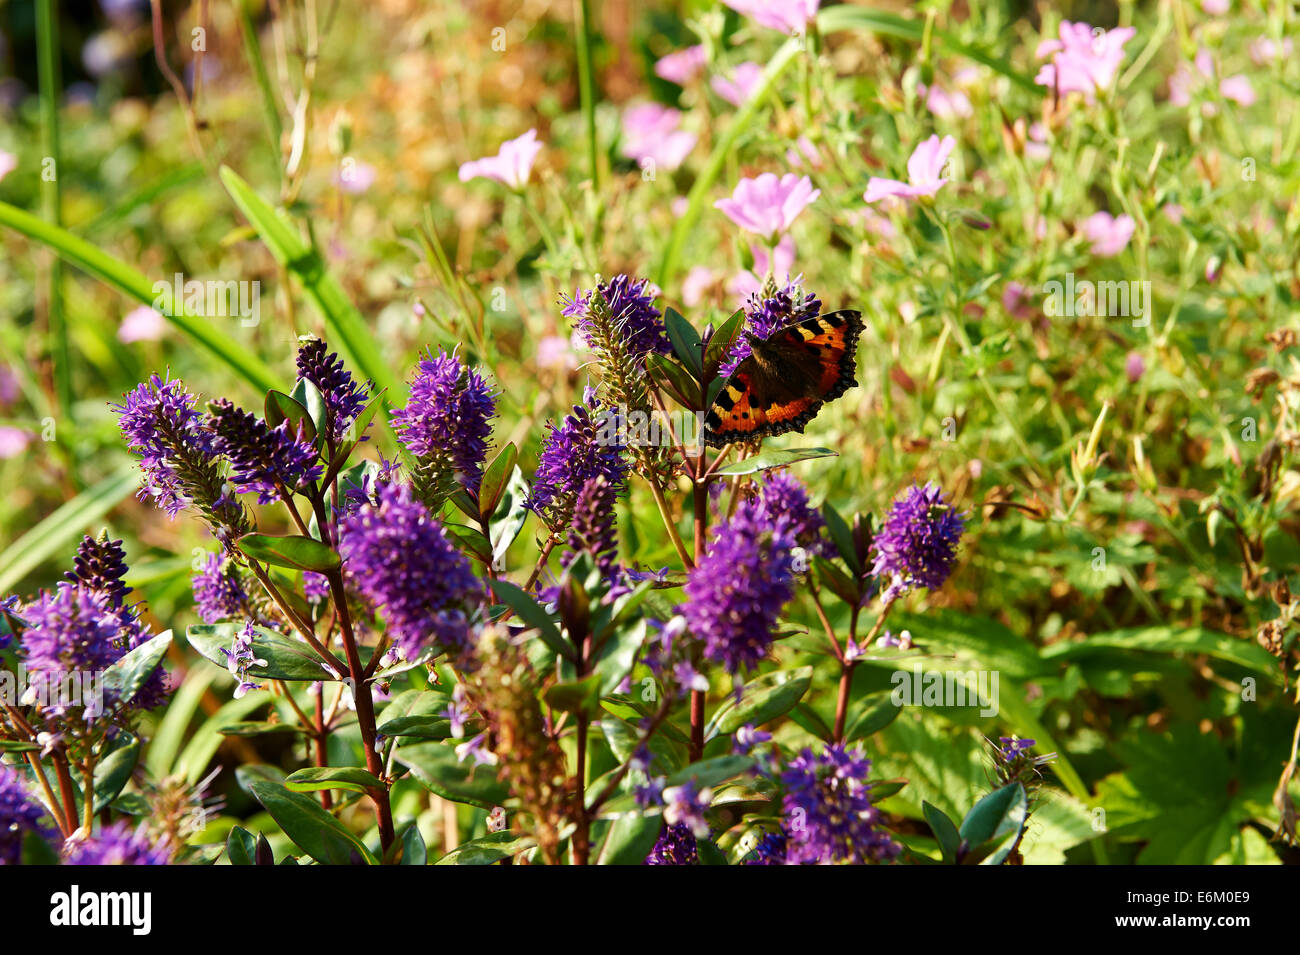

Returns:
703,309,864,448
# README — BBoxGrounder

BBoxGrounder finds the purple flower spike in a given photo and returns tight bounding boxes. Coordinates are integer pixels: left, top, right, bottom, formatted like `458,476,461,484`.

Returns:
339,481,479,660
114,375,244,539
562,274,671,367
391,349,497,495
20,585,122,718
526,397,628,531
64,821,171,865
0,765,46,865
208,399,323,504
192,553,250,624
680,498,797,675
870,482,966,593
296,338,370,443
756,471,826,554
781,743,899,865
644,823,700,865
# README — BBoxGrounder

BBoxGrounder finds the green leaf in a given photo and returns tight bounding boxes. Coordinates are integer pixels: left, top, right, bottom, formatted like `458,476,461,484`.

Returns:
101,629,172,705
395,742,510,809
707,666,812,738
93,735,140,812
713,447,838,476
444,523,494,564
664,307,703,379
489,467,531,568
398,824,428,865
844,691,902,741
290,377,329,444
646,352,702,411
285,766,382,795
543,673,603,716
219,721,306,737
219,167,400,401
489,579,571,661
701,309,747,380
435,832,536,865
0,200,280,392
188,623,336,681
665,755,754,790
378,688,455,739
249,781,378,865
923,801,961,863
813,555,860,605
959,783,1028,859
237,534,341,573
226,827,258,865
820,502,860,575
478,443,518,520
265,390,316,444
597,813,664,865
1041,626,1282,679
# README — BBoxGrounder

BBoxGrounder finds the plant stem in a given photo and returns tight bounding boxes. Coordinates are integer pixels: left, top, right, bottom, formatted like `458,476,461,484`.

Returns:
324,569,395,855
35,0,70,416
574,0,600,190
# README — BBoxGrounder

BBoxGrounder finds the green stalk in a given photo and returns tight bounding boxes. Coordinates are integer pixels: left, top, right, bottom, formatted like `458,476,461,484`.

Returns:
574,0,600,190
0,201,280,393
36,0,71,415
237,0,285,183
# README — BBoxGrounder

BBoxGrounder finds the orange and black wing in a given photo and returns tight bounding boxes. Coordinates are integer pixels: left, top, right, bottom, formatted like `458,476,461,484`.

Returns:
703,309,863,448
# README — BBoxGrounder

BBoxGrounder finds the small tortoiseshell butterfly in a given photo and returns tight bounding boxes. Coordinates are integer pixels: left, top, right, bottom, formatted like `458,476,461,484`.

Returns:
703,309,864,449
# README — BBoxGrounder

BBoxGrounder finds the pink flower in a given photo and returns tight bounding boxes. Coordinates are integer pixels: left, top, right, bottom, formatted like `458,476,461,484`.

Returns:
1162,203,1184,224
711,62,764,107
1002,282,1036,320
863,134,956,204
785,136,822,169
334,159,377,194
119,305,166,344
920,83,973,119
723,0,819,34
1219,75,1255,107
537,334,579,371
0,150,15,182
655,45,707,85
1250,37,1293,66
0,427,31,459
0,365,17,406
1082,211,1135,257
1034,21,1135,102
1201,0,1230,13
458,129,543,190
715,173,820,242
1124,351,1145,383
621,104,696,172
682,266,718,306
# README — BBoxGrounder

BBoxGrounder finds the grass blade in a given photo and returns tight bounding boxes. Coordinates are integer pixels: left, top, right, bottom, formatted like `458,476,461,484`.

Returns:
0,200,280,393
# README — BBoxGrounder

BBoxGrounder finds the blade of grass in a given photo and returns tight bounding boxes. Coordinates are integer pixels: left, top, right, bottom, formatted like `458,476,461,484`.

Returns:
236,0,285,184
80,162,206,237
219,166,401,402
36,0,71,415
0,466,139,594
575,0,600,189
655,37,801,287
0,200,280,393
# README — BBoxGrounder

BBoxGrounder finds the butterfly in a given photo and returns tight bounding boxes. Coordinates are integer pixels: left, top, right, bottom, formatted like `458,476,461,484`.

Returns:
703,309,864,449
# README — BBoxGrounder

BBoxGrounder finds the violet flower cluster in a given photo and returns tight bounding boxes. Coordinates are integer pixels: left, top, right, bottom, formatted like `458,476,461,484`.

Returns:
526,393,628,531
781,743,899,865
391,348,497,496
0,765,45,866
720,282,822,379
339,481,479,660
296,337,371,443
869,482,966,594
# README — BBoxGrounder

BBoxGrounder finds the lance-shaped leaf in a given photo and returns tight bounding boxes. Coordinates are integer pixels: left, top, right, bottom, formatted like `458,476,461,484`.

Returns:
237,533,341,572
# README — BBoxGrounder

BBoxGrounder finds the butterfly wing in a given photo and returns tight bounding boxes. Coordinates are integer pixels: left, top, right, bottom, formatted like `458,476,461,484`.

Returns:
703,309,863,448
